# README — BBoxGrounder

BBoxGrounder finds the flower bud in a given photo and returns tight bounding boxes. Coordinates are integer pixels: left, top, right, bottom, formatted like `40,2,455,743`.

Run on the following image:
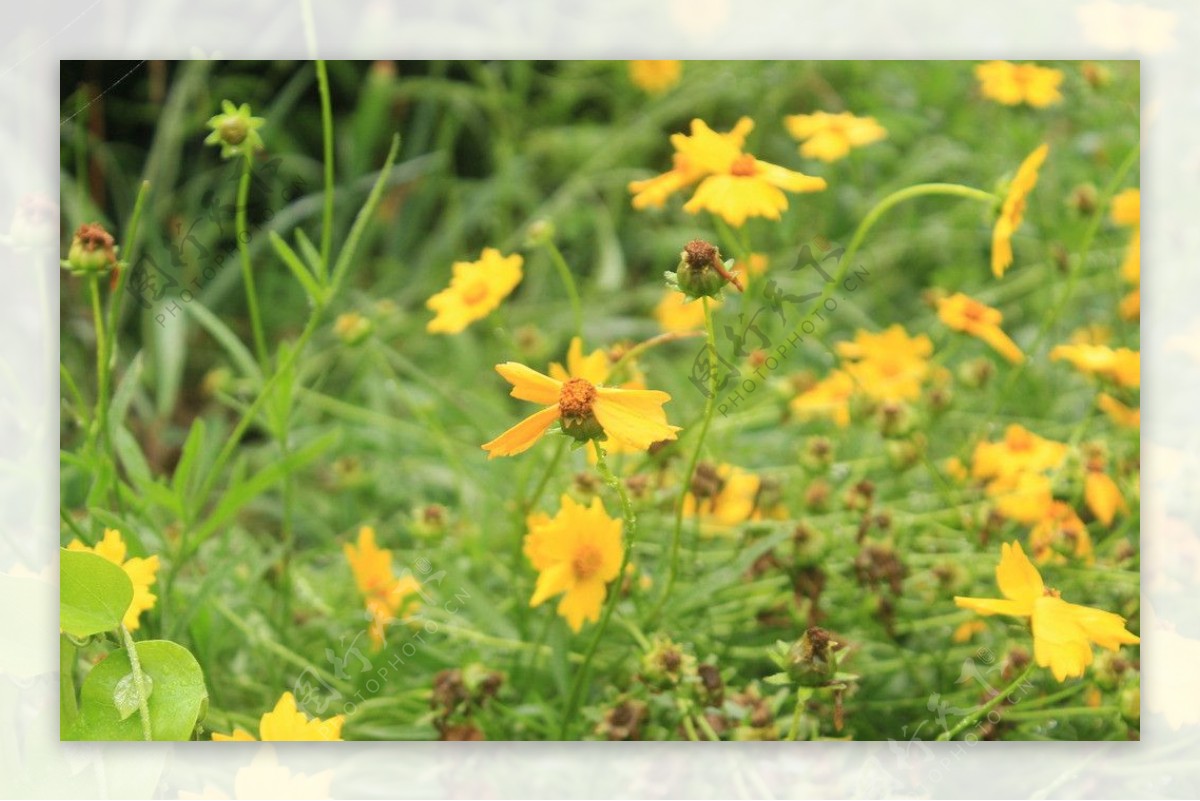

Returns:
523,219,556,248
786,626,838,687
65,222,118,275
641,634,696,690
333,312,373,346
669,239,728,300
204,100,265,160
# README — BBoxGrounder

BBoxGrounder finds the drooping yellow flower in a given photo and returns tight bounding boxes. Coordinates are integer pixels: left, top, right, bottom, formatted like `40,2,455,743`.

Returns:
1085,471,1128,526
482,360,680,458
784,111,887,162
525,495,623,632
1097,392,1140,429
343,526,421,650
67,529,159,631
653,289,719,333
789,370,855,428
835,325,933,401
992,143,1049,278
1050,343,1140,388
682,463,762,526
628,60,682,93
936,293,1024,364
975,61,1064,108
212,692,344,741
955,541,1139,681
1029,501,1094,564
628,118,755,210
426,248,523,334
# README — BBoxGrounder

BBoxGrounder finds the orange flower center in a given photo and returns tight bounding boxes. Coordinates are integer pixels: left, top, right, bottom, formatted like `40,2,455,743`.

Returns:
558,377,597,418
461,279,490,306
571,543,604,580
730,154,758,176
962,302,985,322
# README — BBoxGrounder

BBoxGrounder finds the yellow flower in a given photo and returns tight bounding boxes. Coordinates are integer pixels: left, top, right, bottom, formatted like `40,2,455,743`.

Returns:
628,60,682,93
789,369,855,427
955,541,1139,681
1085,471,1128,526
992,143,1049,278
936,293,1024,364
426,248,523,334
1111,189,1140,319
343,526,421,650
682,463,763,526
972,424,1068,483
1029,501,1094,564
1050,343,1140,388
482,360,680,458
653,289,718,333
836,325,932,401
975,61,1064,108
992,471,1055,524
1110,188,1140,227
67,529,159,631
213,692,344,741
784,111,887,162
1097,392,1140,429
525,495,623,632
952,619,987,643
547,337,644,461
628,118,755,210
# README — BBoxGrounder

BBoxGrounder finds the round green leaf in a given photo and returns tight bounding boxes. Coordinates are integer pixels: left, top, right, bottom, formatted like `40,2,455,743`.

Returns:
60,548,133,638
67,640,208,741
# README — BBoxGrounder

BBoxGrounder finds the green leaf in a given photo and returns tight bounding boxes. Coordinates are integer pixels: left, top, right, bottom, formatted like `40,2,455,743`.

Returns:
68,640,207,741
268,231,327,307
60,548,133,638
113,671,154,720
107,352,144,447
184,301,262,383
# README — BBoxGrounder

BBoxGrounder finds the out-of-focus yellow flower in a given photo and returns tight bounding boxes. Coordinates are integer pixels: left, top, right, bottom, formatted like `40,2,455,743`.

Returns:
1030,501,1094,564
629,118,755,210
1050,343,1140,388
482,361,680,458
654,289,719,333
952,619,987,643
426,248,523,334
343,526,421,650
972,424,1068,484
628,60,682,93
993,143,1049,278
682,463,762,526
789,370,855,428
992,471,1056,524
936,293,1024,364
1111,188,1140,227
944,456,969,482
1111,188,1140,320
836,325,933,401
1085,470,1128,526
975,61,1064,108
784,111,887,162
67,529,159,631
212,692,344,741
525,494,623,632
955,541,1139,681
1119,288,1140,321
1097,393,1140,429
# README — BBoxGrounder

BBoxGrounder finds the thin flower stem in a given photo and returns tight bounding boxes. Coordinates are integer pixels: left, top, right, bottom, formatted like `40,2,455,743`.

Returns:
88,275,109,455
315,59,336,272
105,179,150,340
237,156,270,367
120,625,153,741
542,240,584,339
654,296,718,618
558,445,635,739
608,330,705,379
936,661,1037,741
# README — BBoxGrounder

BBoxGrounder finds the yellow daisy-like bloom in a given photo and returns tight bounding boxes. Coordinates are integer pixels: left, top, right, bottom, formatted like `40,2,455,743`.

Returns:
482,358,680,459
784,111,887,162
1029,501,1093,564
936,293,1024,364
992,471,1056,524
955,541,1139,681
1097,393,1140,429
67,529,159,631
547,337,645,461
971,424,1068,484
628,60,682,94
653,289,718,333
992,143,1049,278
975,61,1064,108
212,692,344,741
1050,343,1140,388
343,526,421,650
525,495,623,632
426,248,523,334
1085,471,1128,527
682,463,762,527
789,370,855,428
836,325,933,402
628,118,755,210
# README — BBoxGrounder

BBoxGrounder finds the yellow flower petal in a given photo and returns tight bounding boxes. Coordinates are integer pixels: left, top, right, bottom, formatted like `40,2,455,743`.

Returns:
995,541,1043,608
556,577,607,632
1085,471,1127,526
593,388,681,449
482,405,561,459
495,362,562,405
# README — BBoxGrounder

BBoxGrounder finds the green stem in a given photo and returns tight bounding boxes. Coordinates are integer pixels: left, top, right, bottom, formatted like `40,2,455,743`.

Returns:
936,662,1037,741
542,240,583,339
315,59,335,273
655,296,718,617
59,635,78,732
88,275,109,454
106,180,150,340
558,445,636,739
608,330,705,379
237,156,270,367
120,625,153,742
788,687,807,741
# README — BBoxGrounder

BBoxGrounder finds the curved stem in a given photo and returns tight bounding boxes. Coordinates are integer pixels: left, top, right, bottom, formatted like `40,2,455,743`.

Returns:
655,296,718,618
542,240,583,339
558,445,636,739
315,59,335,271
120,625,152,741
936,661,1037,741
237,156,269,367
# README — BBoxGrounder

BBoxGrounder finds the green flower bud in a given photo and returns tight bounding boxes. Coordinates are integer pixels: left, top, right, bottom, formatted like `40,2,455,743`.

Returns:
668,239,728,300
64,222,118,276
205,100,266,160
786,626,838,687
